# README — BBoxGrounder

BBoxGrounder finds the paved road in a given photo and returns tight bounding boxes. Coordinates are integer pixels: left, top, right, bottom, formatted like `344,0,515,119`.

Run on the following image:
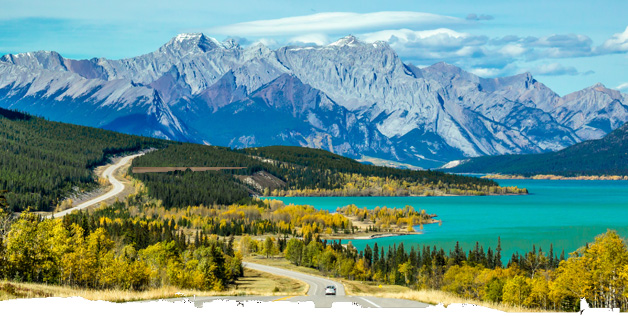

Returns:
244,262,346,296
46,153,144,219
160,262,430,308
60,155,429,308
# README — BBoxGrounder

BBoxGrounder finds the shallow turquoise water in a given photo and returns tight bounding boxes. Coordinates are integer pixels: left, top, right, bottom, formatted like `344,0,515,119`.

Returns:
271,179,628,263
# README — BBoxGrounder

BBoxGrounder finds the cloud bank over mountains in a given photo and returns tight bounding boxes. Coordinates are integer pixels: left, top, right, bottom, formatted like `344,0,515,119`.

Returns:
202,11,627,95
209,11,469,36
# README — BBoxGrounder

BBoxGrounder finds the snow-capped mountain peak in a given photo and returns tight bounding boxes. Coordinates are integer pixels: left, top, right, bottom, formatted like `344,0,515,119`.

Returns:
221,38,241,50
158,33,225,55
329,35,361,47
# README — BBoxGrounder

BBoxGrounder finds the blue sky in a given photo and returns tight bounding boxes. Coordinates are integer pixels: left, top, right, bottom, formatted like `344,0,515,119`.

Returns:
1,0,627,95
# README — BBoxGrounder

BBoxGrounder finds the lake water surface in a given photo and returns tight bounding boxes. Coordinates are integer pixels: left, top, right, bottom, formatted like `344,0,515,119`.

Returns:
272,179,628,262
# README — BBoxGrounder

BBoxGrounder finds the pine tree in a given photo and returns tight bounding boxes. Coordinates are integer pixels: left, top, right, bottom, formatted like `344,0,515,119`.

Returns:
364,244,373,268
373,243,379,265
495,236,503,268
548,243,555,268
487,247,495,269
452,241,466,266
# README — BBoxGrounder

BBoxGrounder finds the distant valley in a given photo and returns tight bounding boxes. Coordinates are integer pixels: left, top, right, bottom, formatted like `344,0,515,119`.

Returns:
1,33,627,168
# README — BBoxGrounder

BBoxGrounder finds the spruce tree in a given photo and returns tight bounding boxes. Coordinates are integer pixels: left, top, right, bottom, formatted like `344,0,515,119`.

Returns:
495,236,503,268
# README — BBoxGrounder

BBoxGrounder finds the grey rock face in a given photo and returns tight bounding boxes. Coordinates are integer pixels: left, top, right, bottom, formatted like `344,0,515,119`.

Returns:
1,33,626,168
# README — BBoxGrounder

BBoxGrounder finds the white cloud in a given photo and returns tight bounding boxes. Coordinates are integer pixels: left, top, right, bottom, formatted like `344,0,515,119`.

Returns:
288,34,330,46
359,28,488,63
354,27,624,80
529,63,580,76
616,82,628,92
361,28,469,43
251,38,279,47
360,29,599,62
599,26,628,53
530,34,592,48
207,15,627,82
518,34,595,58
498,44,528,57
468,67,504,77
454,46,483,57
210,11,467,36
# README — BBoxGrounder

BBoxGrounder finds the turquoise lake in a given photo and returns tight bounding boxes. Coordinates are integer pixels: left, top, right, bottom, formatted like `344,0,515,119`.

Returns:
271,179,628,263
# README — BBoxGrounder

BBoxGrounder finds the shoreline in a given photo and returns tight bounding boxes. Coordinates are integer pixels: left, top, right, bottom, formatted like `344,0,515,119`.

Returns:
324,215,440,240
262,190,527,199
483,174,628,181
333,232,424,240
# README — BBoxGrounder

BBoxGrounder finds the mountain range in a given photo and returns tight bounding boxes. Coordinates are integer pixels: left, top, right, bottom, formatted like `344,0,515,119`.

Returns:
447,121,628,176
1,33,627,168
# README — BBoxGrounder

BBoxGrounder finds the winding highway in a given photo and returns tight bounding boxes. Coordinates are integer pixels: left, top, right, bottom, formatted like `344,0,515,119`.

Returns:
46,153,144,219
49,153,429,308
244,262,346,297
167,262,430,308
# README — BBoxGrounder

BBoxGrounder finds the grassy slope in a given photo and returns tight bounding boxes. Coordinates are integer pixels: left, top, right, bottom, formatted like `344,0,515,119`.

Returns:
0,268,306,302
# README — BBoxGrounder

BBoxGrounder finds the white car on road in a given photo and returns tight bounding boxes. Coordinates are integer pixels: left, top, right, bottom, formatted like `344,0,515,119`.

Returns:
325,285,336,295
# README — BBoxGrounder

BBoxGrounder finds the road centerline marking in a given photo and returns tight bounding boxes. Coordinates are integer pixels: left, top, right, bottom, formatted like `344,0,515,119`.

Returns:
272,296,295,302
358,297,382,308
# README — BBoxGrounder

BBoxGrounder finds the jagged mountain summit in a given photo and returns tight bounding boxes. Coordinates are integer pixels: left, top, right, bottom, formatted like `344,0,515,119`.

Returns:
1,33,627,168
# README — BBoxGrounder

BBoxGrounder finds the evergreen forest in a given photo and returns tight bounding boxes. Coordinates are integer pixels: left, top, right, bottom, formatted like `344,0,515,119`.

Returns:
131,144,524,208
0,108,168,212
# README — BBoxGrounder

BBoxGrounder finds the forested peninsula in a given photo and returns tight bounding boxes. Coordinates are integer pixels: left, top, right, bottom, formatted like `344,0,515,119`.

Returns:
130,144,527,208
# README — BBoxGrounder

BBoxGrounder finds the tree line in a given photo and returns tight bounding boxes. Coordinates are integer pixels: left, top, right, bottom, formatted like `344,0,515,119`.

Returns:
0,105,528,213
132,170,254,208
268,230,628,311
335,204,437,231
269,173,528,197
242,146,499,187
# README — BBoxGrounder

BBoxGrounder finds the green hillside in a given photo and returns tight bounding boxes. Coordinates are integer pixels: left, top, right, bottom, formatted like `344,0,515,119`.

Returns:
450,123,628,176
243,146,497,187
0,108,168,212
131,144,512,208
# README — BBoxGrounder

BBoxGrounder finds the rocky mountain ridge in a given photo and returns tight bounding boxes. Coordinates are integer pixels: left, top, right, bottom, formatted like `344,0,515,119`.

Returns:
1,33,626,168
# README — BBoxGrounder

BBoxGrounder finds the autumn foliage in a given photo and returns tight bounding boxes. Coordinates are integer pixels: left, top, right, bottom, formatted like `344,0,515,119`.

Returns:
0,211,241,291
273,230,628,311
